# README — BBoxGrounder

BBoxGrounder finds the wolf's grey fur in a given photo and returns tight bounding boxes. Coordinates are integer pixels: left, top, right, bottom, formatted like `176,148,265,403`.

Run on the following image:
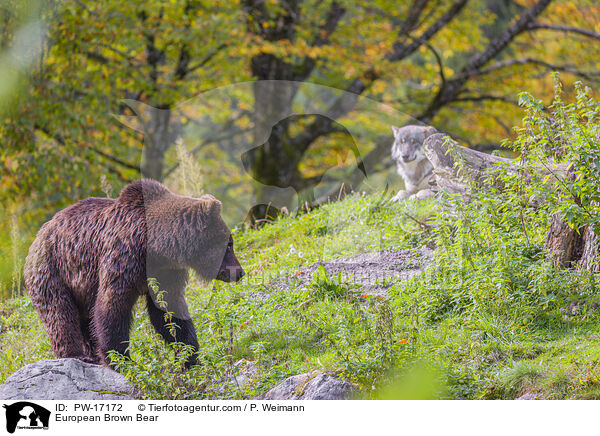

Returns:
390,125,437,200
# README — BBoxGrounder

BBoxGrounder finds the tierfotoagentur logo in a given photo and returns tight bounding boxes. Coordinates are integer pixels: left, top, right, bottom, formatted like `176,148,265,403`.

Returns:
2,402,50,434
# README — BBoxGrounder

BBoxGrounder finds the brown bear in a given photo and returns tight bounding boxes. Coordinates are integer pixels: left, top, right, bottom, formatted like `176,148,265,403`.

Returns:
24,179,244,367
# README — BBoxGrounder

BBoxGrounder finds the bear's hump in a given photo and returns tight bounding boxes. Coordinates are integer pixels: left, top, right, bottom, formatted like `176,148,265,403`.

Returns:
117,179,171,206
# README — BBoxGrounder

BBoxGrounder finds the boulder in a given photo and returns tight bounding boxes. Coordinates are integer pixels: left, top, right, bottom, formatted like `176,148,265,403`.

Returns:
259,371,356,400
0,359,136,400
515,392,539,400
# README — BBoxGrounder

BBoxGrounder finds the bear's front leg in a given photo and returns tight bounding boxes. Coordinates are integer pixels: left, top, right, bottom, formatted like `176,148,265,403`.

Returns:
146,295,200,368
145,268,200,368
92,281,139,366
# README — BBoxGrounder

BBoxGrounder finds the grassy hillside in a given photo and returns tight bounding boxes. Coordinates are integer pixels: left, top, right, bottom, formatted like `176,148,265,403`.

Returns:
2,190,600,400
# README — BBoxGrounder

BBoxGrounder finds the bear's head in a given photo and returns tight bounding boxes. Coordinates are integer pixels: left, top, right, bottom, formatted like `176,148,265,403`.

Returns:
186,194,245,283
140,181,245,282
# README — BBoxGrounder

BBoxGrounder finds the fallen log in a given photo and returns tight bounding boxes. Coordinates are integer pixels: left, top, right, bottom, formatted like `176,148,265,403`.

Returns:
423,133,598,271
422,133,569,196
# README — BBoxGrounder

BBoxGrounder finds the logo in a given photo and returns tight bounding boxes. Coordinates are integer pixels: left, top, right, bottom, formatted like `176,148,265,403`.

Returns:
3,402,50,434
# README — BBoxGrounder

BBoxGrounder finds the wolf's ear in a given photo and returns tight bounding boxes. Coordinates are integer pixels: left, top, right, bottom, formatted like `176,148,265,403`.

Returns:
424,126,438,137
391,125,401,138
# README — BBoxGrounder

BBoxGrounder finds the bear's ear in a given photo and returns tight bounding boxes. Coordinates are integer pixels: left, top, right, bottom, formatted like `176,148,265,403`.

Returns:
202,197,222,217
199,194,217,202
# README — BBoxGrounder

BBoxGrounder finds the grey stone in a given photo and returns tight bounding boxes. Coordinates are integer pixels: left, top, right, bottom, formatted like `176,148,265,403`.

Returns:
0,359,136,400
216,359,259,397
233,359,257,388
259,371,356,400
515,392,538,400
271,248,433,298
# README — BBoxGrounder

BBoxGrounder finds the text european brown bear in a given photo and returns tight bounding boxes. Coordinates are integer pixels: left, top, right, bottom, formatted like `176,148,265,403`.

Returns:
24,179,244,367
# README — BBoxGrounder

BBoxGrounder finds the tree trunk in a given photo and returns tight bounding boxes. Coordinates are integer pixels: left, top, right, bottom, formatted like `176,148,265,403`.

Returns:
578,225,600,272
141,107,181,181
577,201,600,272
544,213,584,268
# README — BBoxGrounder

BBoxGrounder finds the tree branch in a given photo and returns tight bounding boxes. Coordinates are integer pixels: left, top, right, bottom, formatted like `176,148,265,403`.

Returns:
89,146,141,172
417,0,553,122
73,0,96,16
35,124,139,179
96,42,138,66
82,50,109,64
396,0,430,36
452,93,520,106
311,1,346,47
288,0,468,153
462,0,552,75
422,40,446,89
186,43,227,74
527,22,600,41
472,57,600,81
101,163,131,183
293,1,346,81
386,0,468,62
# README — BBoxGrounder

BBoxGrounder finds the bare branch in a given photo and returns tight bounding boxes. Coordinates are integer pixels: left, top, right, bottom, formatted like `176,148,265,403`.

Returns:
291,2,345,82
396,0,430,36
452,93,520,106
89,147,141,173
528,22,600,41
386,0,468,62
418,0,553,122
293,1,469,149
73,0,96,16
473,58,600,81
174,0,197,80
186,43,227,74
35,123,139,177
82,50,109,64
422,41,446,89
97,42,139,67
462,0,552,75
311,1,346,47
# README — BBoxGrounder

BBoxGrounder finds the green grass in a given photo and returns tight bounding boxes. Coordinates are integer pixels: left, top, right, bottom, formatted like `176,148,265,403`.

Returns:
1,192,600,399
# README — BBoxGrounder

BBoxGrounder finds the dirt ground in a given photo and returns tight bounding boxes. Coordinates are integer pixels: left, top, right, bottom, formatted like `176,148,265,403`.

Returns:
271,248,434,297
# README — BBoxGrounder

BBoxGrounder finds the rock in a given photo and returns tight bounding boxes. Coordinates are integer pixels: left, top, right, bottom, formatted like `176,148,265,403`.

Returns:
0,359,137,400
569,301,580,315
216,359,259,397
259,371,356,400
515,392,538,400
233,359,257,388
271,248,433,298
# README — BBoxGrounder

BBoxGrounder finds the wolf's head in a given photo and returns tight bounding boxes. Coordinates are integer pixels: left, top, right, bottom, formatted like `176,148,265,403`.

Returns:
391,125,437,163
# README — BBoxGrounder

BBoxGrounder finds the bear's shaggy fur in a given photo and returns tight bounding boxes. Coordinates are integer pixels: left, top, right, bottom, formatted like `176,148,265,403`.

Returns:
24,179,244,366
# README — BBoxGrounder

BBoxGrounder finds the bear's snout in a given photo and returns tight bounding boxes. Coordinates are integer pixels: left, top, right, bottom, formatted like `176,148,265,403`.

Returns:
216,264,245,282
216,237,245,282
